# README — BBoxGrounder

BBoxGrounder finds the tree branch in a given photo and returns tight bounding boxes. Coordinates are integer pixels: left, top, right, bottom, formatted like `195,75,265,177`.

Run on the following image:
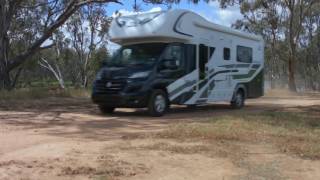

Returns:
8,0,122,70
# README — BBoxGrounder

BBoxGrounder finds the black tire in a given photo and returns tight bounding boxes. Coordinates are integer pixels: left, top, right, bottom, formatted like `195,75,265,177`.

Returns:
98,105,115,114
148,89,168,117
231,90,245,109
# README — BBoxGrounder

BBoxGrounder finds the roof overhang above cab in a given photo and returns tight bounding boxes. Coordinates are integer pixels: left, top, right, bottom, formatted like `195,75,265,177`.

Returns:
109,10,193,45
111,36,189,45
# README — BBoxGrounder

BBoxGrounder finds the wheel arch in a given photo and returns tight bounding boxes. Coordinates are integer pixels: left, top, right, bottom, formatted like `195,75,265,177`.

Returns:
151,83,171,104
152,83,169,96
234,84,247,99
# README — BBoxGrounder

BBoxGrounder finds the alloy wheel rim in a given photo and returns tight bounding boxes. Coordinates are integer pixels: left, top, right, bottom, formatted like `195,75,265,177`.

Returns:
155,95,166,113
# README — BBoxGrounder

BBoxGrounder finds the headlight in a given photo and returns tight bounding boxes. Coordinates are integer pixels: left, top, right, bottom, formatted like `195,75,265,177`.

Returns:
95,70,104,80
129,71,151,79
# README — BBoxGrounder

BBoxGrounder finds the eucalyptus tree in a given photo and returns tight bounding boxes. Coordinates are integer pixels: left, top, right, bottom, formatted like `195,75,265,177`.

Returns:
0,0,121,90
66,4,110,87
298,3,320,90
38,31,68,89
224,0,319,91
231,1,287,89
280,0,318,91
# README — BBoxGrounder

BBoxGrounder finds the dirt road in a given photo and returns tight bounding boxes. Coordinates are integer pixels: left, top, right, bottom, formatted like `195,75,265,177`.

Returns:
1,92,320,180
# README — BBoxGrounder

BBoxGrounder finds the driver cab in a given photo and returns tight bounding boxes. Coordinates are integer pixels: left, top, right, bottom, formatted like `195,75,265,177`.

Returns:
92,42,197,116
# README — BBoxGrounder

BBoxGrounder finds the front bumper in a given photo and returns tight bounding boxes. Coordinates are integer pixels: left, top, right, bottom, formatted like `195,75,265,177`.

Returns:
91,91,149,108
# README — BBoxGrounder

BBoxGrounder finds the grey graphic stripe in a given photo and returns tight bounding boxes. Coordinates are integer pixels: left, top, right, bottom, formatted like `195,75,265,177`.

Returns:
169,80,197,97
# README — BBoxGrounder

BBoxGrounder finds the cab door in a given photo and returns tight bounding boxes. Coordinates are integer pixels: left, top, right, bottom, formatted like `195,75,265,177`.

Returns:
165,44,198,104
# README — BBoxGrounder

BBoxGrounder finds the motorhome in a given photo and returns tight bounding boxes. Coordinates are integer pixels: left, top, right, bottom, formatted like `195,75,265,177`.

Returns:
92,9,264,116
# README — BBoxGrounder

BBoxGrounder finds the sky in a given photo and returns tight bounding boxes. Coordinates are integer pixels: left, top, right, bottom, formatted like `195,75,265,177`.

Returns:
105,0,243,52
106,0,242,26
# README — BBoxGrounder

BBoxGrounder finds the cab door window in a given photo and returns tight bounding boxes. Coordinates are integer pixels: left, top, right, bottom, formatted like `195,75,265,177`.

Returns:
162,44,183,67
159,44,185,78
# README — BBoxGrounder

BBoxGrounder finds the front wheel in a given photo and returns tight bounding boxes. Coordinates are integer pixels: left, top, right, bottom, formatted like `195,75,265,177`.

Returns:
231,90,245,109
148,90,168,117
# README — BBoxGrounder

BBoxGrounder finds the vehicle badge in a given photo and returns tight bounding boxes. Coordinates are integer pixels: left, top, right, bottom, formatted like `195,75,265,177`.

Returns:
106,82,112,88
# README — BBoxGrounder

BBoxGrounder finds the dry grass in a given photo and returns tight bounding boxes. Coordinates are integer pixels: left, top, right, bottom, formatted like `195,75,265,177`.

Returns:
155,108,320,159
0,87,90,100
60,158,148,179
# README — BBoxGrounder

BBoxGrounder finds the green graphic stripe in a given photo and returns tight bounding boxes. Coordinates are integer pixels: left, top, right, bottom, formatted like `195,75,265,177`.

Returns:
169,80,197,97
232,69,256,79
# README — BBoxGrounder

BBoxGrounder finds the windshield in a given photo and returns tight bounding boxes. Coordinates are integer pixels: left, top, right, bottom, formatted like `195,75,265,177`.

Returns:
105,43,168,67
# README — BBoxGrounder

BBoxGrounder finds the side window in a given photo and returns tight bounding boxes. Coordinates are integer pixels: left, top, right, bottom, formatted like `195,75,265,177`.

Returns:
223,48,230,60
237,46,252,63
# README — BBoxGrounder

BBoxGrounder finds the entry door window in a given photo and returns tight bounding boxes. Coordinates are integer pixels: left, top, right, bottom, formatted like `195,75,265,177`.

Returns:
185,44,196,73
199,44,209,79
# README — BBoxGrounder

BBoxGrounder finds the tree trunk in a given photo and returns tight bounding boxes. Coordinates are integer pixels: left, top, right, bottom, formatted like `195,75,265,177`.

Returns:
0,30,12,90
0,65,11,90
11,67,23,89
288,54,297,92
38,58,65,89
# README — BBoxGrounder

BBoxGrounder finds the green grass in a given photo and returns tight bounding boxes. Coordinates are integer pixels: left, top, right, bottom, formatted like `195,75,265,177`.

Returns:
156,110,320,159
0,87,90,100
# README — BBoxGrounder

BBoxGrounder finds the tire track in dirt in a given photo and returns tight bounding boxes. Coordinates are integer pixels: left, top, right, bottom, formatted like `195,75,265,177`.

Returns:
1,94,320,179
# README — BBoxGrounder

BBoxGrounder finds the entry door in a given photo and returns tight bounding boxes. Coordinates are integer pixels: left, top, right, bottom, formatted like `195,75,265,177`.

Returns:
197,44,212,99
208,40,233,102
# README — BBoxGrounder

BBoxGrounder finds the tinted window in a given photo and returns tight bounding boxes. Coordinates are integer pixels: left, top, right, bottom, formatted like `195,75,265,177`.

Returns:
107,43,167,67
159,44,186,78
163,45,183,65
209,47,215,59
199,44,208,79
237,46,252,63
185,44,196,73
223,48,230,60
161,44,185,72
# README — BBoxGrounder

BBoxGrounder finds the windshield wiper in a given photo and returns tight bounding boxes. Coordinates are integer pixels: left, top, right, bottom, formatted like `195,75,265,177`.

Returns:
106,63,125,67
129,62,146,66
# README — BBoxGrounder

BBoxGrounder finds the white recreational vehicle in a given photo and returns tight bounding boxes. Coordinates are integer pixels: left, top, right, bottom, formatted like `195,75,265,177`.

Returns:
92,9,264,116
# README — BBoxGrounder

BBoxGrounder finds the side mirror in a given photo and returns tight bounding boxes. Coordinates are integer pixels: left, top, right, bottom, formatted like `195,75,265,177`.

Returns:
160,59,178,70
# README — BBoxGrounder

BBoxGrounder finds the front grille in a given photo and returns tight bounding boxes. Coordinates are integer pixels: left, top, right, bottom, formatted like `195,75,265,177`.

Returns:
94,79,126,94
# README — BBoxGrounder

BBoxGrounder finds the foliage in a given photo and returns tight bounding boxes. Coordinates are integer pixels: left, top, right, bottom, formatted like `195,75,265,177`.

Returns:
0,0,120,90
232,0,320,91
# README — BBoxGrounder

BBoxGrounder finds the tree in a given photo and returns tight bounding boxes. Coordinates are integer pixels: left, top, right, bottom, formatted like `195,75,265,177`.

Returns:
281,0,317,91
232,1,288,89
38,31,69,89
66,4,110,87
0,0,121,90
228,0,319,91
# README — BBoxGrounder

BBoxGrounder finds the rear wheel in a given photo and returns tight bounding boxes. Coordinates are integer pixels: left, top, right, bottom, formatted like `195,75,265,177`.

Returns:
148,90,168,117
231,90,245,109
99,105,115,114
